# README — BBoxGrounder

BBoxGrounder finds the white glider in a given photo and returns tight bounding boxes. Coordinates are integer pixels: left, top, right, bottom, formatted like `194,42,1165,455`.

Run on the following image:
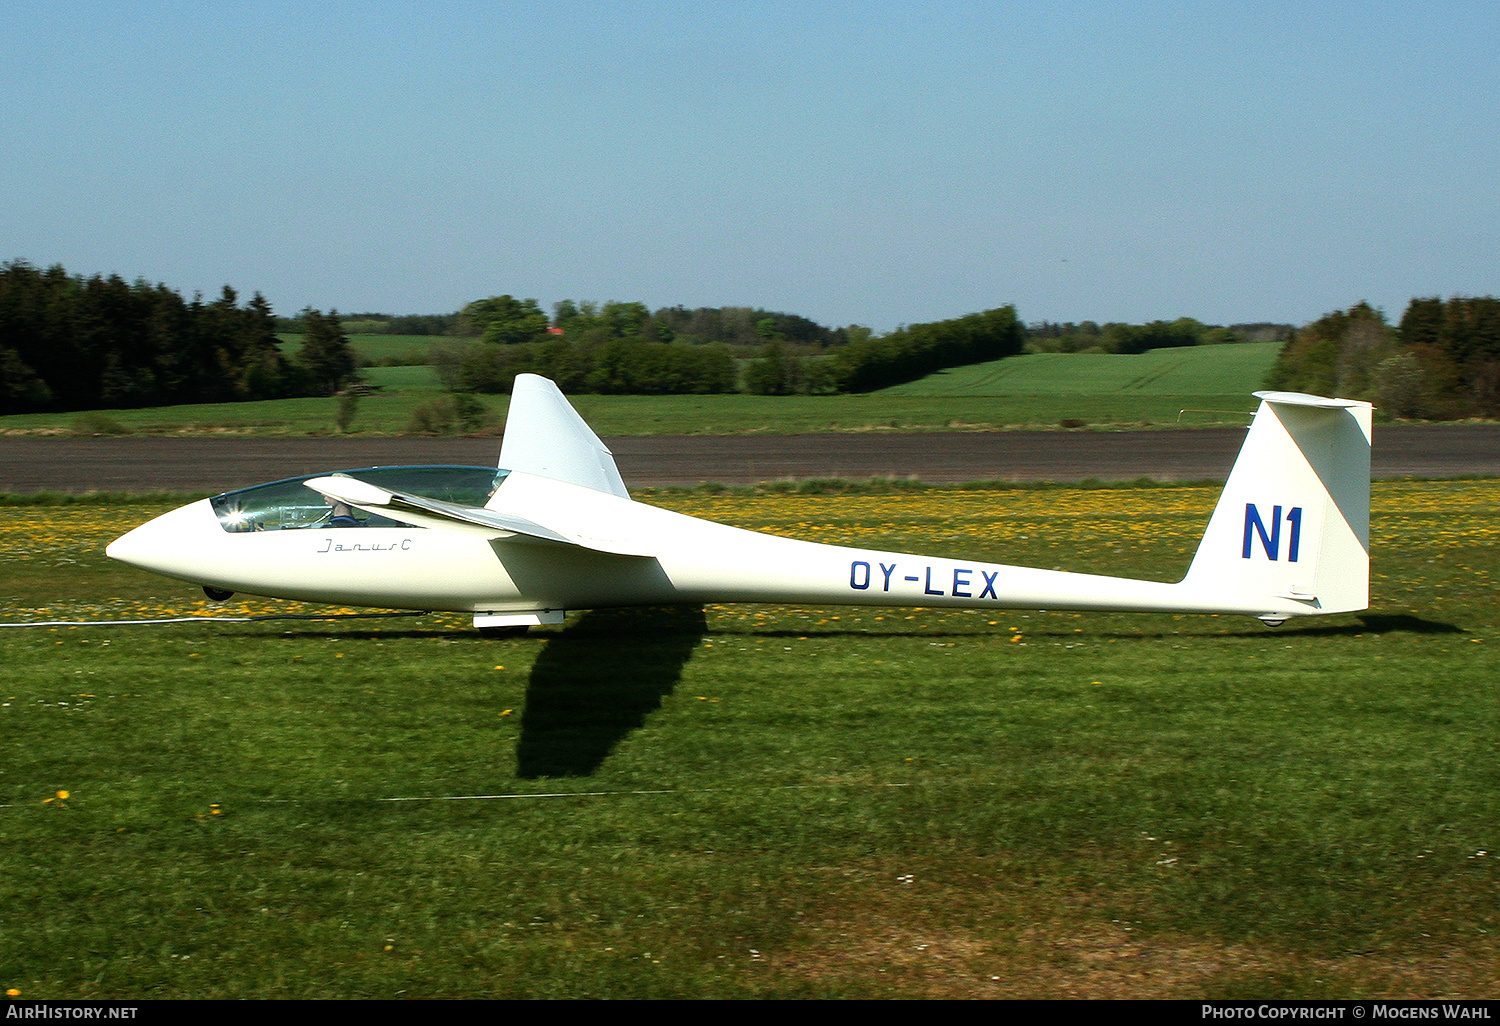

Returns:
107,375,1371,630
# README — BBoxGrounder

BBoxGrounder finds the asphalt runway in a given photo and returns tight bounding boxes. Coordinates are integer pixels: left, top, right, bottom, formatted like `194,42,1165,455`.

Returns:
1,424,1496,494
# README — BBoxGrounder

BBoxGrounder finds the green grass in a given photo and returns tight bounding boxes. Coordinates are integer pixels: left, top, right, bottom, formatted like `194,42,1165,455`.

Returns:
0,395,445,435
277,333,441,364
360,363,443,392
0,482,1496,998
0,344,1281,436
0,392,1263,437
552,393,1262,433
881,340,1283,396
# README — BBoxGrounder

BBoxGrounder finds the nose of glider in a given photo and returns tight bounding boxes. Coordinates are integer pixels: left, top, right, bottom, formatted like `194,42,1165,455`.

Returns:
106,498,223,579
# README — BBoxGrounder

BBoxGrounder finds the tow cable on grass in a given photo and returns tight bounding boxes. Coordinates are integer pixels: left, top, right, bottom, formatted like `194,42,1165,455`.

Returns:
0,611,428,628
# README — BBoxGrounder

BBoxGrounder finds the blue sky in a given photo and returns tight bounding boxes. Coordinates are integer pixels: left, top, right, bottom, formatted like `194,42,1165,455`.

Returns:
4,1,1496,331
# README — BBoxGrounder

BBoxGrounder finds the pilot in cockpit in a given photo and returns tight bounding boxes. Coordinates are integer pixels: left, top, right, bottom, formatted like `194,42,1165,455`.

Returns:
324,496,361,528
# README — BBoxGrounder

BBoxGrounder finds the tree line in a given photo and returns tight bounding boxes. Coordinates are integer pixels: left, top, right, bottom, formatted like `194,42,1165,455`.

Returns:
278,298,855,349
1024,318,1290,354
441,296,1022,396
1266,298,1500,418
10,258,1495,417
273,311,460,336
0,261,358,414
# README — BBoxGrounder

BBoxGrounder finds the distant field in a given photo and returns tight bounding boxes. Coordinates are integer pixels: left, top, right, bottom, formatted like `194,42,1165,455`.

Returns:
276,333,440,364
1,481,1495,998
881,341,1282,396
0,392,1264,437
361,364,443,392
0,343,1281,436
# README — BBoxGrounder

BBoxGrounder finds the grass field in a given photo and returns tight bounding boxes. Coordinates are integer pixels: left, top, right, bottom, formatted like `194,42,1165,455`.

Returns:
883,341,1283,396
0,344,1279,436
1,481,1496,998
360,364,444,392
0,392,1267,438
277,333,440,366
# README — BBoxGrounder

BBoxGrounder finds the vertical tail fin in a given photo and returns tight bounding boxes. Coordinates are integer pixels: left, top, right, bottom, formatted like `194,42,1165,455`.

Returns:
495,374,629,499
1183,391,1371,619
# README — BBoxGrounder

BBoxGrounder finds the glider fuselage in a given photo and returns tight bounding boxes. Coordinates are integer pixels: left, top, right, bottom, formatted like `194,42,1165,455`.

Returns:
107,467,1311,622
105,376,1373,630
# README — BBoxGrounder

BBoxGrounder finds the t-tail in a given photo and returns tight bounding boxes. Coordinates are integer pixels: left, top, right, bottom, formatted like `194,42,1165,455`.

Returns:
1180,390,1371,625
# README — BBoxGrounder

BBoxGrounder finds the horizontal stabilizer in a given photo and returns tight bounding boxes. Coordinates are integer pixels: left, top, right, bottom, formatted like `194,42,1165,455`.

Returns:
1252,390,1370,410
304,476,654,557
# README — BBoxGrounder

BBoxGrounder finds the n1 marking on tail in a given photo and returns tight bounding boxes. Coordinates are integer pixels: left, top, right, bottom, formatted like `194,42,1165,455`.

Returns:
1243,503,1304,562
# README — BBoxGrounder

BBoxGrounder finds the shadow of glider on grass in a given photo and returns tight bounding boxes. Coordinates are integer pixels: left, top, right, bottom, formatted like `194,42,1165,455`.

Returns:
108,375,1372,630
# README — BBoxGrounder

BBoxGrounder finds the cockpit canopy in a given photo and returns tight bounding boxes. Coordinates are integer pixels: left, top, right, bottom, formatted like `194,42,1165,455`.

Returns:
210,466,508,533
